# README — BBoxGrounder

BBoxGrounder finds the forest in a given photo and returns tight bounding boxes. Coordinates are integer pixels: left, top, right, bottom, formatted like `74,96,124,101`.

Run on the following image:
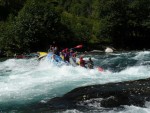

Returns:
0,0,150,56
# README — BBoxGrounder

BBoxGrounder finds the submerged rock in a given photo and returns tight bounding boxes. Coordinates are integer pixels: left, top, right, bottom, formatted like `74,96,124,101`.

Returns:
34,78,150,111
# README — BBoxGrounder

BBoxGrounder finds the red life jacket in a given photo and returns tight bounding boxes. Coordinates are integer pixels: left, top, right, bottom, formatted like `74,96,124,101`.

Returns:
80,59,85,67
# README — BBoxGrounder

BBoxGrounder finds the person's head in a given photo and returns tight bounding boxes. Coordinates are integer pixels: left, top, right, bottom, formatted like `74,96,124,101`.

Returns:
65,48,68,52
54,46,58,50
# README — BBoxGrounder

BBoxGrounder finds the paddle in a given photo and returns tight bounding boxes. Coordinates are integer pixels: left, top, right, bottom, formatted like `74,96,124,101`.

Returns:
37,52,48,60
74,44,83,49
62,44,83,52
38,55,47,60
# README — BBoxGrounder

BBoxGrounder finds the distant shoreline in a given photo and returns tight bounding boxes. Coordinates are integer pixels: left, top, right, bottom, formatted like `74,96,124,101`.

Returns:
0,47,150,58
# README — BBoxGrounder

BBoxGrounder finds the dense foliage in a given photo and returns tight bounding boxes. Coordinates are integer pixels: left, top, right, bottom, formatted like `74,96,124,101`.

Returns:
0,0,150,56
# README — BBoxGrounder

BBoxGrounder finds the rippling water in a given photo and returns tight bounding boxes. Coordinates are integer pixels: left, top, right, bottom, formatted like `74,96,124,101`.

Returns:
0,51,150,112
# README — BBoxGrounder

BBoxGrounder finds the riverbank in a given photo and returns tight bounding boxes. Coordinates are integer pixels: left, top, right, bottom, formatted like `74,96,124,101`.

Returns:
1,42,150,58
31,77,150,112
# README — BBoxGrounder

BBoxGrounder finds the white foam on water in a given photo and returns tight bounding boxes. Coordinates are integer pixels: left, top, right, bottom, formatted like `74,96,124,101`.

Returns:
101,103,150,113
133,51,150,60
63,109,83,113
68,100,150,113
0,57,150,105
114,66,150,82
0,51,150,112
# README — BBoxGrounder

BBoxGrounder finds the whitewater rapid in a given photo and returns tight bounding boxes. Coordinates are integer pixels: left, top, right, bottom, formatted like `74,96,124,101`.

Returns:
0,51,150,112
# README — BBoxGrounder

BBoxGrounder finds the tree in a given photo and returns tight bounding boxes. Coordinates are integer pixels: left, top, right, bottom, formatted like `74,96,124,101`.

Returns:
0,0,26,21
13,0,61,52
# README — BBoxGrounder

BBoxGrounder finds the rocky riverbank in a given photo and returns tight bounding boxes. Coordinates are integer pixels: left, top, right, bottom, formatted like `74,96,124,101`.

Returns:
31,77,150,112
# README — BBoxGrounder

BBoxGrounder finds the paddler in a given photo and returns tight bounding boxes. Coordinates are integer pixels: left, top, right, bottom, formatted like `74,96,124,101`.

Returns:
79,56,86,68
64,48,70,63
59,52,64,60
87,57,94,69
51,54,58,62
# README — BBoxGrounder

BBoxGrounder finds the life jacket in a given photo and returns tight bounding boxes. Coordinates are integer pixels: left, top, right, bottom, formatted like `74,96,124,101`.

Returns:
69,52,74,57
60,55,64,60
64,52,69,62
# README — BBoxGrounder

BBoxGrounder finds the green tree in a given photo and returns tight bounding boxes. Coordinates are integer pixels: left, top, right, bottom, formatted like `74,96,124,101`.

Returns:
0,0,26,20
99,0,130,47
0,21,17,55
126,0,150,48
13,0,61,52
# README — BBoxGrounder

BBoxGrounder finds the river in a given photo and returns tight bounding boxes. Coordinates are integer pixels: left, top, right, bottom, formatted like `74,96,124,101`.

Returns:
0,51,150,112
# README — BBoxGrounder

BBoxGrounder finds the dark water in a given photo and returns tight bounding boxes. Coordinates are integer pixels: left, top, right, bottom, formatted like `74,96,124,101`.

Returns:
0,51,150,113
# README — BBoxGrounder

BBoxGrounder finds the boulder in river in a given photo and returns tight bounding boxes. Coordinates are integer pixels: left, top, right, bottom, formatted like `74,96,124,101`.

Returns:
34,78,150,111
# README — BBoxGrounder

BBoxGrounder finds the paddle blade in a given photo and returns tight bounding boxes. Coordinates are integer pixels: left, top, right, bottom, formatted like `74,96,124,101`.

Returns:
74,45,83,48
